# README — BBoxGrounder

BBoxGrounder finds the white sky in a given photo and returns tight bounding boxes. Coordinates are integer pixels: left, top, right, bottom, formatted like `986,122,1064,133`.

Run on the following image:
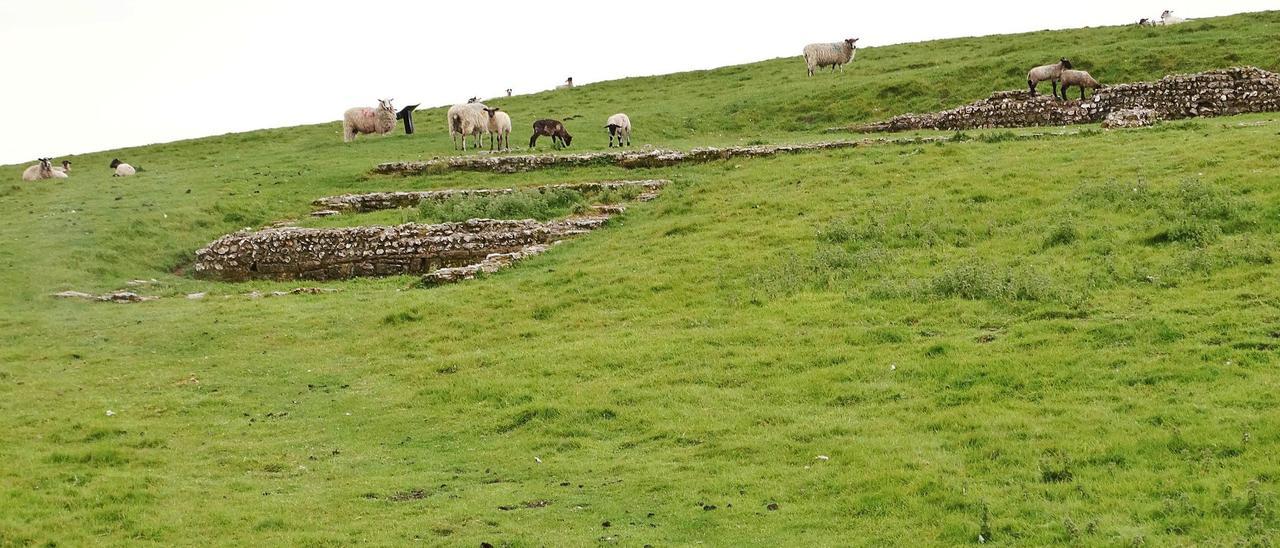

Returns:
0,1,1272,165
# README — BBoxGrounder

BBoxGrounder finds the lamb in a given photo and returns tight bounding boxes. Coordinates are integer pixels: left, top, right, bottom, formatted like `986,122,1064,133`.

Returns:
1027,58,1073,97
481,107,512,151
529,119,572,149
447,102,490,150
803,38,858,76
556,77,574,90
605,113,631,147
53,160,71,177
21,158,54,181
1159,10,1186,25
110,158,137,177
342,99,397,142
1059,69,1102,100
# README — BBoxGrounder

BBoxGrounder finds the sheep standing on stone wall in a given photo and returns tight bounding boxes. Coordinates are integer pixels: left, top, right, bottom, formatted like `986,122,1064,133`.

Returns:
605,113,631,147
1060,69,1102,100
1028,58,1073,97
803,38,858,76
21,158,54,181
482,107,512,151
448,102,491,150
342,99,397,142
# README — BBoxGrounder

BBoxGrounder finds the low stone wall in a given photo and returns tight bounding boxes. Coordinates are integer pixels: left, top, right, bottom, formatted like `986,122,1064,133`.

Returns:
372,138,946,175
850,66,1280,132
194,217,607,282
312,180,669,213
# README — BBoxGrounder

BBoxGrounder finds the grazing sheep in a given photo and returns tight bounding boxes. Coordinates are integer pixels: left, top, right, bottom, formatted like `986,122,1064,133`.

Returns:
1028,58,1073,97
481,107,513,151
342,99,397,142
530,119,572,149
605,113,631,147
447,103,490,150
803,38,858,76
556,77,574,90
110,158,137,177
21,158,54,181
1059,69,1102,100
1159,10,1186,25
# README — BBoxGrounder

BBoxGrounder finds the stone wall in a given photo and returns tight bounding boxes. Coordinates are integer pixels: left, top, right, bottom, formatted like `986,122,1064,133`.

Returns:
313,180,669,213
194,217,607,282
852,66,1280,132
371,139,946,176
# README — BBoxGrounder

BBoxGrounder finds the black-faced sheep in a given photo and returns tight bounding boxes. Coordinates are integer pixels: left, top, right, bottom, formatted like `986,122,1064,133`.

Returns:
605,113,631,147
530,119,572,149
803,38,858,76
482,107,512,151
21,158,54,181
556,77,574,90
110,158,137,177
1159,10,1186,25
1028,58,1073,97
1059,69,1101,100
53,160,71,177
342,99,397,142
448,103,490,150
506,88,513,97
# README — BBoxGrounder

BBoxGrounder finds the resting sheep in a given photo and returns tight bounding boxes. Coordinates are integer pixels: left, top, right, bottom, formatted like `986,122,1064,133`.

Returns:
482,107,512,151
803,38,858,76
530,119,572,149
1059,69,1101,100
556,77,574,90
1028,58,1072,97
342,99,397,142
1159,10,1185,25
447,103,490,150
53,160,71,177
110,159,137,177
605,113,631,147
21,158,54,181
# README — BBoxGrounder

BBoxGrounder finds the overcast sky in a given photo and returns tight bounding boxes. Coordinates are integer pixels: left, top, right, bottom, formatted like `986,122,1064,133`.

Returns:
1,1,1272,165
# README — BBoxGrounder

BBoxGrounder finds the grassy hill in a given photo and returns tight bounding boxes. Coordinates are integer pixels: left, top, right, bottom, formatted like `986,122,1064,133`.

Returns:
3,11,1280,546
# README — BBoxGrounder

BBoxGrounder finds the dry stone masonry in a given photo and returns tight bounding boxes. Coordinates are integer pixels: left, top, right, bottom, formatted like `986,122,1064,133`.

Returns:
851,67,1280,132
313,180,668,213
194,217,609,282
372,139,947,175
1102,108,1161,129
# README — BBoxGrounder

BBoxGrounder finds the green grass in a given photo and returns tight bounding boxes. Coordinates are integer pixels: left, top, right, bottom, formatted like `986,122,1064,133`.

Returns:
3,11,1280,546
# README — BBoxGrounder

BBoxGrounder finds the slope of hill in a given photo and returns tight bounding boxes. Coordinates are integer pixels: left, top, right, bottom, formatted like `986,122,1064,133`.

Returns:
2,12,1279,546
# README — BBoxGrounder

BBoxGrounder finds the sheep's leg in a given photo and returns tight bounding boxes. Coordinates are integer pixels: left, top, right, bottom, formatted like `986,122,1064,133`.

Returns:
1028,80,1036,96
1051,81,1059,99
529,134,538,149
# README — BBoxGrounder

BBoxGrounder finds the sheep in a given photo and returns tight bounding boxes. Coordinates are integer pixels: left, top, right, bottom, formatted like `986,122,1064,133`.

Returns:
1137,18,1154,27
342,99,397,142
803,38,858,76
468,96,480,103
529,119,572,149
110,158,137,177
605,113,631,147
481,107,512,151
1159,10,1186,25
1059,69,1102,101
53,160,71,177
447,102,490,150
556,77,574,90
1027,58,1072,97
506,88,513,97
21,158,54,181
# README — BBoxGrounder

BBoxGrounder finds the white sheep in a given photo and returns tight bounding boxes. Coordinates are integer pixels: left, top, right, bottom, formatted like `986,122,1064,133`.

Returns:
21,158,54,181
605,113,631,147
447,102,490,150
342,99,397,142
1059,69,1102,100
803,38,858,76
110,158,137,177
1028,58,1073,97
52,160,71,177
481,107,512,151
1159,10,1186,25
556,77,574,90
